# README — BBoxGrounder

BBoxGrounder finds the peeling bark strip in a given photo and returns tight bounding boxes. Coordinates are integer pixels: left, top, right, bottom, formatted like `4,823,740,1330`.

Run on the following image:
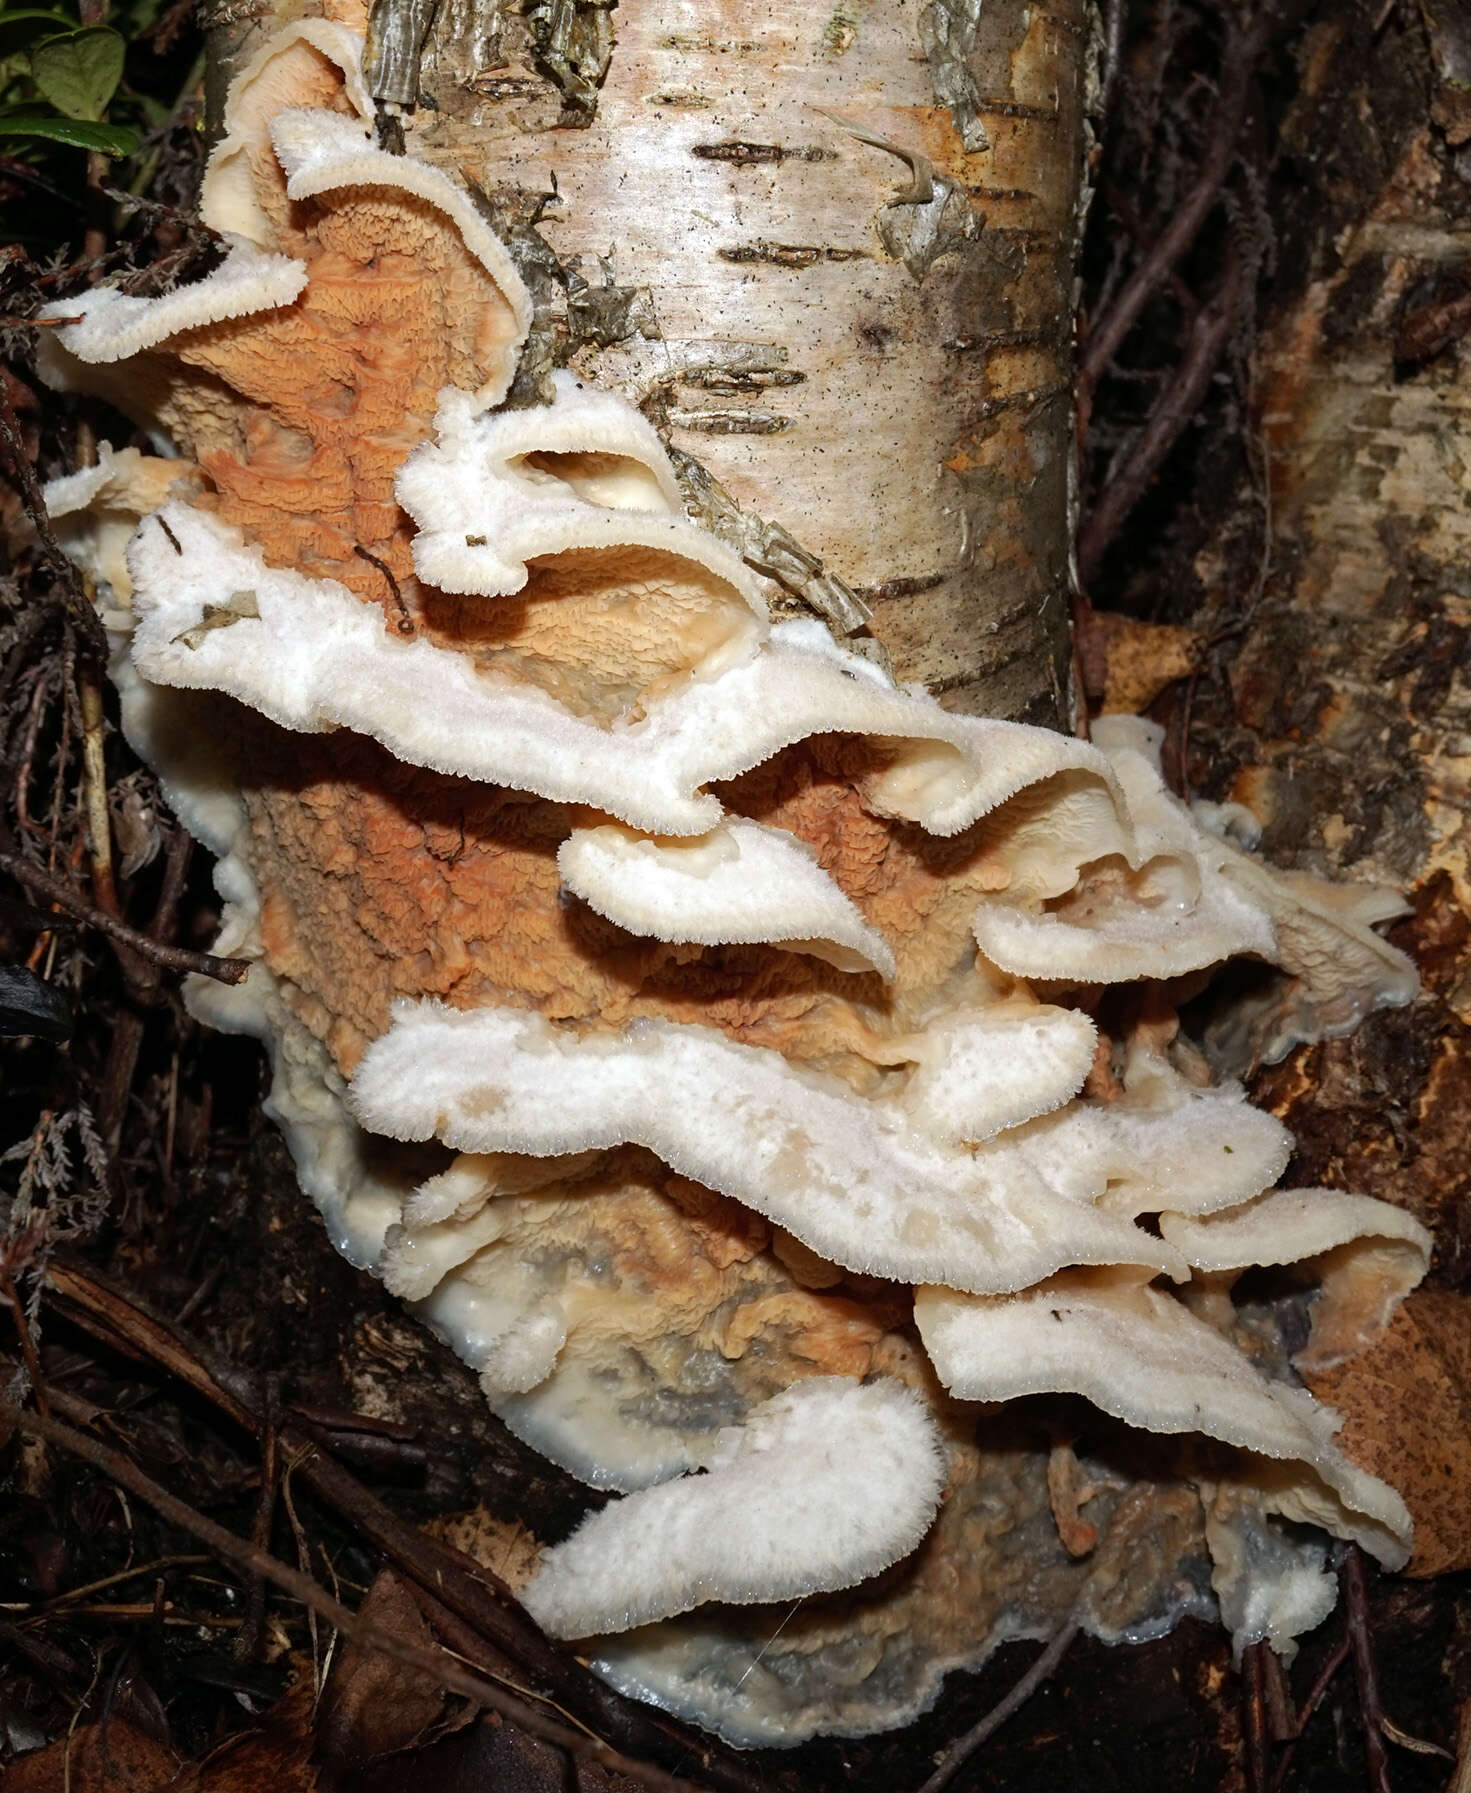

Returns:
363,0,436,105
1185,3,1471,1302
407,0,1088,720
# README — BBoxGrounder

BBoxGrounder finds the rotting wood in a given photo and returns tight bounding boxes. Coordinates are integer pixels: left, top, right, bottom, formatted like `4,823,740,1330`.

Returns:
1184,0,1471,1233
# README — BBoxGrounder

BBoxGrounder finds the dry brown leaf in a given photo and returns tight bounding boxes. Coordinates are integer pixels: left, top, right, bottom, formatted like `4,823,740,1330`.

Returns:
422,1506,543,1594
5,1719,178,1792
1303,1289,1471,1576
1078,610,1202,715
176,1674,318,1793
344,1713,648,1793
315,1569,454,1779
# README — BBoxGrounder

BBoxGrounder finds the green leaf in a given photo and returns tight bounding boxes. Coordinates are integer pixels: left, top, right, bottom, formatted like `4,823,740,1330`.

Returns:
0,109,137,152
0,10,74,39
28,25,124,121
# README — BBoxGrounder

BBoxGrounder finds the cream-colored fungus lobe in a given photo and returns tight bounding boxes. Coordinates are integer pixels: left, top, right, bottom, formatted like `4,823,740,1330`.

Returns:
41,15,1434,1746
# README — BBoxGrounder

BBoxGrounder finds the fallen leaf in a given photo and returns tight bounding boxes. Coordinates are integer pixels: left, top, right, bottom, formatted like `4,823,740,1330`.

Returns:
174,1672,317,1793
315,1569,455,1781
1077,610,1202,715
5,1718,178,1792
423,1506,543,1593
1101,617,1200,715
349,1712,647,1793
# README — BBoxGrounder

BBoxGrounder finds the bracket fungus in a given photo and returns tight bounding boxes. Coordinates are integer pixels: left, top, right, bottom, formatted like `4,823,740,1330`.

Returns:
42,15,1434,1747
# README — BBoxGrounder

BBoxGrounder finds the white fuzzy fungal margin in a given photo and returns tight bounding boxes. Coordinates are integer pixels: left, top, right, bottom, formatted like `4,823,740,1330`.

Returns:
558,818,899,976
913,1276,1415,1567
521,1379,948,1637
350,1000,1192,1291
39,242,309,366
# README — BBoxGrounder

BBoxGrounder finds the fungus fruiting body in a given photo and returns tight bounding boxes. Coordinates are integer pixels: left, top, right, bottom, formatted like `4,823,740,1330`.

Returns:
43,17,1432,1746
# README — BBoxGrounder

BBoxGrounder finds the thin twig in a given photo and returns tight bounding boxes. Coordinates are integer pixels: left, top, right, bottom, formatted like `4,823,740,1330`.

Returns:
0,845,248,985
0,1399,702,1793
1099,183,1200,319
97,823,197,1148
353,544,415,636
41,1263,790,1793
0,394,108,665
279,1450,323,1691
12,666,54,833
0,607,61,744
78,665,118,917
1244,1640,1272,1793
1295,1635,1351,1737
915,1619,1081,1793
10,1555,212,1614
1262,1637,1295,1743
1447,1702,1471,1793
1078,238,1247,581
75,0,110,266
1344,1548,1394,1793
237,1372,280,1662
1,1266,49,1414
1079,8,1273,401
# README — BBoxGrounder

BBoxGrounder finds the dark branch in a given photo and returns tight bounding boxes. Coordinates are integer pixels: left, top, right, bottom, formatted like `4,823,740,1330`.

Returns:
0,844,249,985
1344,1548,1393,1793
915,1619,1081,1793
0,396,109,665
41,1262,793,1793
1078,238,1247,583
0,1398,702,1793
1078,9,1273,402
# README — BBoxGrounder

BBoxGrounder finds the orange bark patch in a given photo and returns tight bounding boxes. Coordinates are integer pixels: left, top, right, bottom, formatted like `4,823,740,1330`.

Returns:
720,738,1018,1010
247,731,896,1079
173,191,521,629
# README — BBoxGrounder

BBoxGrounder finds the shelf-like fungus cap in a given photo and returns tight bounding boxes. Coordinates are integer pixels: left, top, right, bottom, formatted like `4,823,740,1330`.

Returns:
914,1271,1413,1567
521,1378,947,1637
350,1001,1189,1294
1159,1188,1432,1371
557,818,896,977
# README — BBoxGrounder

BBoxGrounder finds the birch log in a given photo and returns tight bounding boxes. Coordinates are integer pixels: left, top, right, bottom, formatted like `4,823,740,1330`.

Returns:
218,0,1090,721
